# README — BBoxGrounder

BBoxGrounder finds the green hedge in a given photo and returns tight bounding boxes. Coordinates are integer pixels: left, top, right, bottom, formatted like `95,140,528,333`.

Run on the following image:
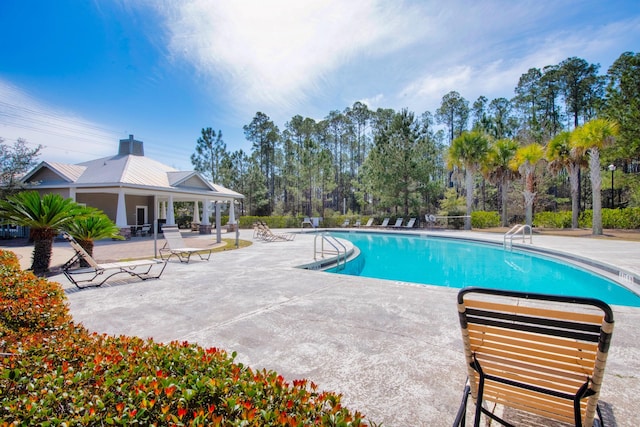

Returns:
532,208,640,229
0,250,368,426
471,211,500,229
532,211,573,228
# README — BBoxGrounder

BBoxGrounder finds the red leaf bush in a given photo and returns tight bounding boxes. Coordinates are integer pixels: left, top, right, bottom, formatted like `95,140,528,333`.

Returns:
0,249,369,426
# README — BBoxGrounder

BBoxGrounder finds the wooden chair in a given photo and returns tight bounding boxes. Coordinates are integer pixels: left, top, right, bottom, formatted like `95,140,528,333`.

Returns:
454,287,614,427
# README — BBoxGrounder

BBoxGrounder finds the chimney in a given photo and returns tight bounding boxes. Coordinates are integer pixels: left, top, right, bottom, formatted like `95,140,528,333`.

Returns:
118,134,144,156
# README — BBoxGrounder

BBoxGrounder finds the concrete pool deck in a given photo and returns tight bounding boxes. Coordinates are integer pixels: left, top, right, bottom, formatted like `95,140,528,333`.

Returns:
2,229,640,426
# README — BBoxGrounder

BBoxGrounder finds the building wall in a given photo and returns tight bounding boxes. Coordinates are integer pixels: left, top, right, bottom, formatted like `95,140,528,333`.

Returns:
77,193,117,219
34,188,70,198
76,193,156,226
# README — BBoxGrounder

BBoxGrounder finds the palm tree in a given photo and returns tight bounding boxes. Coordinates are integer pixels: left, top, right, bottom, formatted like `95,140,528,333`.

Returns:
510,143,545,226
546,131,586,229
0,191,86,275
64,208,123,266
483,139,519,227
571,118,619,235
448,131,490,230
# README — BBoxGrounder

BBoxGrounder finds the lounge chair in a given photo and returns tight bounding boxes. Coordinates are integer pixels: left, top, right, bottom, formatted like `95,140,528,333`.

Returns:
354,219,361,227
341,219,350,227
391,218,404,228
301,217,313,229
159,227,212,263
454,287,614,427
364,218,374,227
255,222,295,242
379,218,390,228
402,217,416,229
61,232,167,289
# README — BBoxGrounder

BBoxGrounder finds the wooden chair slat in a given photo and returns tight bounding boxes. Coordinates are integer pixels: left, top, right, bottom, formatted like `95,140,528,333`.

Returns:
464,298,605,324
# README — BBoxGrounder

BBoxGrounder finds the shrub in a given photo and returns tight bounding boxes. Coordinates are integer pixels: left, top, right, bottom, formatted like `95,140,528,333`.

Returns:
601,207,640,229
471,211,500,228
533,211,573,228
531,208,640,229
0,251,71,347
0,249,368,426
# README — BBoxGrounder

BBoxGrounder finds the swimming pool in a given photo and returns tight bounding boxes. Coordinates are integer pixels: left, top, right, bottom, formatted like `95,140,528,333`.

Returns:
326,231,640,307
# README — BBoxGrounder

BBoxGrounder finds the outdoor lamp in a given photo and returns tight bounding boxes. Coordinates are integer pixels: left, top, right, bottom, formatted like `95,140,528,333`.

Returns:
608,164,616,208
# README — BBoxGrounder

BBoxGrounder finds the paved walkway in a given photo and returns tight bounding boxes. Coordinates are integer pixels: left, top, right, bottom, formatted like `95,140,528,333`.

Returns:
2,229,640,426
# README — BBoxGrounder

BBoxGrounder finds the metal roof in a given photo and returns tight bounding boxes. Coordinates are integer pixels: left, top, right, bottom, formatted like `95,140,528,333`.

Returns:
22,151,244,200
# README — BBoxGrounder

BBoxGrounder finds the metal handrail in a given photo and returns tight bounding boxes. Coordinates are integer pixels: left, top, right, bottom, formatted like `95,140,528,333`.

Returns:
503,224,532,250
314,233,347,270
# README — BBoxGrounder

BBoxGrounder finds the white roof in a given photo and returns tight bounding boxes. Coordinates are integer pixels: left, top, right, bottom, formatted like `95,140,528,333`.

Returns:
22,153,244,200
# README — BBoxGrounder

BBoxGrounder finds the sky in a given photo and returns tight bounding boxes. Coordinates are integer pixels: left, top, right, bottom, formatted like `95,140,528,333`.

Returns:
1,0,639,171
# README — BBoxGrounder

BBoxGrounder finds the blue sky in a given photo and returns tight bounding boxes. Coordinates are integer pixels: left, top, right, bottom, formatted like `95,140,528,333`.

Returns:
1,0,639,171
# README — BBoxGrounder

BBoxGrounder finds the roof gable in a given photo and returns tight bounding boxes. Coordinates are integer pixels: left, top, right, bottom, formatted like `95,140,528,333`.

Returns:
168,171,215,191
21,161,86,184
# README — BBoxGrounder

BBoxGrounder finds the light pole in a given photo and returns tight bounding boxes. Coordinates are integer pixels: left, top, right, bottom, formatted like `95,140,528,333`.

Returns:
608,164,616,208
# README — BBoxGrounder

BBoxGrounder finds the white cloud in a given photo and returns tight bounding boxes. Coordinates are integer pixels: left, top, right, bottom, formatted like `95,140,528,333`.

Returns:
158,0,428,113
0,80,118,164
394,9,640,114
358,94,386,111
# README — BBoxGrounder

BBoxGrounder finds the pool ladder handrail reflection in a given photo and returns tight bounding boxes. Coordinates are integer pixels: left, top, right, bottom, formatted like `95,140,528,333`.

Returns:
504,224,532,250
314,232,347,270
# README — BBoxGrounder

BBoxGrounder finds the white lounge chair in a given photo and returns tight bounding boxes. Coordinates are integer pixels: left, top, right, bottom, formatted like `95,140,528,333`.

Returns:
364,218,374,227
61,232,167,289
391,218,404,228
254,222,296,242
379,218,390,227
402,218,416,229
159,227,212,263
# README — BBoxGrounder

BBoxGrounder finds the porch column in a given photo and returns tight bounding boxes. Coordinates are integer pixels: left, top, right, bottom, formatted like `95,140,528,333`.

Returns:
215,202,221,243
160,201,166,219
228,200,236,225
115,189,127,227
69,187,76,201
202,201,210,225
193,201,200,224
166,195,176,226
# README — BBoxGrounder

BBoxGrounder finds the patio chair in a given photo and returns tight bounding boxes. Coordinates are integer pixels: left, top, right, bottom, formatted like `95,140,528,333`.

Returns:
425,214,437,228
379,218,390,228
136,224,151,237
402,217,417,229
364,218,374,227
454,287,614,427
159,227,212,263
341,219,350,227
61,232,167,289
391,218,404,228
255,222,296,242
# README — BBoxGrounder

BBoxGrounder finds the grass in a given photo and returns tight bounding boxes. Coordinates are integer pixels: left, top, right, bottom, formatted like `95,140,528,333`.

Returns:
212,238,252,252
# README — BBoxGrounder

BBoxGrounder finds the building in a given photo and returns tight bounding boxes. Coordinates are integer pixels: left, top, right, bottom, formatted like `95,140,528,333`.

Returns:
20,135,243,240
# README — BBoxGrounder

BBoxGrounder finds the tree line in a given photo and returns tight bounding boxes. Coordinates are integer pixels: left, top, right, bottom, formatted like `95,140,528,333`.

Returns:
190,53,640,223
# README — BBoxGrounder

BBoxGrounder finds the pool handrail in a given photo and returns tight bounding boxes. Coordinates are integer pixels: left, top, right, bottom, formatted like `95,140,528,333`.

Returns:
504,224,532,250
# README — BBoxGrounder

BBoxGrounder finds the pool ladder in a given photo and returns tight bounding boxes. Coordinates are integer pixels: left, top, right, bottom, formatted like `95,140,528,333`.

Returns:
504,224,532,250
314,233,347,270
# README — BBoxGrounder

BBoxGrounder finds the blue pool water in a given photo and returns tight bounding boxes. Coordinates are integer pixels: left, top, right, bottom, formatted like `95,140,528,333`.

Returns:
326,232,640,307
